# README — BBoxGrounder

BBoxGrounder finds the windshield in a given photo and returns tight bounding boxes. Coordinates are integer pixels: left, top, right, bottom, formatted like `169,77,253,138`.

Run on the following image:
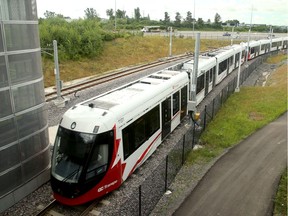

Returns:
51,127,96,183
51,126,114,184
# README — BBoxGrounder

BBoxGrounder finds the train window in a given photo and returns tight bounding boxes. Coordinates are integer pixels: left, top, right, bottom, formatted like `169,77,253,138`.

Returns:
229,56,233,67
235,53,240,64
134,118,146,148
209,69,213,82
173,92,180,116
86,144,109,180
218,60,227,75
147,106,160,136
196,74,204,94
122,105,160,160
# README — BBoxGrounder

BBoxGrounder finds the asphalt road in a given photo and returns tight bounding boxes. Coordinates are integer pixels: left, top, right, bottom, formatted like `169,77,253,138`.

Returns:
144,31,287,41
173,112,287,216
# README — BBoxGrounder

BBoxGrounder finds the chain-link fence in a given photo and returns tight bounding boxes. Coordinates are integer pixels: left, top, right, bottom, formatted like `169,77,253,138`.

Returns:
115,54,272,216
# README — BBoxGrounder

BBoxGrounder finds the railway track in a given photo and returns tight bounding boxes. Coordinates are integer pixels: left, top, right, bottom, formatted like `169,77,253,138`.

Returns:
36,199,101,216
45,54,192,101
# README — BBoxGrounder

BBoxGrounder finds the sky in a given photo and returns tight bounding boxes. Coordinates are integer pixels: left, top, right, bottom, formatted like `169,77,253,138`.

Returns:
36,0,288,26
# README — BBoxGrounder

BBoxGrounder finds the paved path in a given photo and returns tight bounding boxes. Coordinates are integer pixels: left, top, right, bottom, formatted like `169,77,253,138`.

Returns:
173,112,287,216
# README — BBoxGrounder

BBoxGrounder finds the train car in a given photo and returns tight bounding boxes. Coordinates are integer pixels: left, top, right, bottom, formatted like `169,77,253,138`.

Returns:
182,56,217,104
282,37,288,49
247,40,261,60
271,37,283,51
232,44,246,67
51,69,189,205
259,39,271,55
207,47,238,85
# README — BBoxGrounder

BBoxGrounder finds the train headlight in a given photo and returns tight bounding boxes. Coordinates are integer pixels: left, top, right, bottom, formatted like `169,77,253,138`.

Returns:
194,112,200,121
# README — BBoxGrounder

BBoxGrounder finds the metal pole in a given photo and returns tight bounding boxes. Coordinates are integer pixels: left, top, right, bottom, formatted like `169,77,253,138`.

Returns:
53,40,61,100
191,32,200,103
165,155,168,191
182,135,185,165
114,0,116,30
231,26,234,46
193,0,195,33
245,5,253,66
235,45,242,92
269,26,273,54
139,185,141,216
169,27,172,57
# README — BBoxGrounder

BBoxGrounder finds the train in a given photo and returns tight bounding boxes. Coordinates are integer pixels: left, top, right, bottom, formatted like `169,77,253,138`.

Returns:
51,36,287,205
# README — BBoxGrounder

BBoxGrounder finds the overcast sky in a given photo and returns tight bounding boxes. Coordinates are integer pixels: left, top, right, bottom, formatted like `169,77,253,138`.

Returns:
36,0,288,26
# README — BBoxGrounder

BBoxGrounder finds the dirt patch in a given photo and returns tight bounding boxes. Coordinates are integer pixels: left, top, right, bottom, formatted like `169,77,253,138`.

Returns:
249,112,265,121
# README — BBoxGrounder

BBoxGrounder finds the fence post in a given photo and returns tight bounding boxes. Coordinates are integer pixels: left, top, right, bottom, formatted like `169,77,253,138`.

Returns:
220,89,223,105
182,135,186,165
165,156,168,191
212,98,215,119
203,105,207,131
139,185,141,216
192,121,196,148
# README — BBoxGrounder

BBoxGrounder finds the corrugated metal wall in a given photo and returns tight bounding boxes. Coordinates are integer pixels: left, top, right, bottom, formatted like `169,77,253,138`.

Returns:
0,0,50,212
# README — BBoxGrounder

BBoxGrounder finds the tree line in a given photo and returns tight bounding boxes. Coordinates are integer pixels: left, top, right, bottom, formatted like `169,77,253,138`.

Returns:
39,8,286,61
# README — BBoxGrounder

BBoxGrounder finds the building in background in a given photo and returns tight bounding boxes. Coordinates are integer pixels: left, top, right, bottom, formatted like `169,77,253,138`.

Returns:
0,0,50,212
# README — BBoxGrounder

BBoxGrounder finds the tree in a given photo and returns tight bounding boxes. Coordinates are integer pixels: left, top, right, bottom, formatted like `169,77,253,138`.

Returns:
84,8,98,20
174,12,182,27
116,9,126,19
44,10,56,18
44,10,64,19
163,12,170,26
185,11,193,25
214,13,221,25
134,7,141,20
197,18,204,27
225,19,240,27
106,9,114,20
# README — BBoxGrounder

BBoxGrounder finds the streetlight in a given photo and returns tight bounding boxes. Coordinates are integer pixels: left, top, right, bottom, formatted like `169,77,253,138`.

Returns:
114,0,117,30
245,5,253,66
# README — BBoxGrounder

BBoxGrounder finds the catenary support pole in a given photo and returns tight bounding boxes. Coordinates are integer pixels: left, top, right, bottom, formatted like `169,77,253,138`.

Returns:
235,45,242,92
169,27,172,57
53,40,61,100
191,32,200,104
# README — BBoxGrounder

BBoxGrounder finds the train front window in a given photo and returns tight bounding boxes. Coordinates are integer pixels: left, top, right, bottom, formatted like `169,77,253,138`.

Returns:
51,127,96,183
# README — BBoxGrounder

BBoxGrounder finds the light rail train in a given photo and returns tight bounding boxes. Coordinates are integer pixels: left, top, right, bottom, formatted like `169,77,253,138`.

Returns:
51,36,287,205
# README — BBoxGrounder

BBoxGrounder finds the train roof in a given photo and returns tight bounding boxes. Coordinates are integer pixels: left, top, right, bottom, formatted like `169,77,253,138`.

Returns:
82,70,186,109
182,55,216,73
60,69,188,134
206,46,237,59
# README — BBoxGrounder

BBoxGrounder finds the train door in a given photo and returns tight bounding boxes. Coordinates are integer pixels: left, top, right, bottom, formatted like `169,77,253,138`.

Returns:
161,97,171,140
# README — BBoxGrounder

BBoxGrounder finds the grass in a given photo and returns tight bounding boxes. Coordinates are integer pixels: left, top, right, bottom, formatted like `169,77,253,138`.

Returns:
185,53,287,214
274,169,287,216
42,36,231,87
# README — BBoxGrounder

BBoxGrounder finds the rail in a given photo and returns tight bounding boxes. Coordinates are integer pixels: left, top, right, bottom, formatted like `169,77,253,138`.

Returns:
36,198,101,216
45,54,192,101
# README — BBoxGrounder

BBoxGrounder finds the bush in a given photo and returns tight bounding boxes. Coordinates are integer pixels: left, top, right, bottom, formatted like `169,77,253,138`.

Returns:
39,18,104,60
